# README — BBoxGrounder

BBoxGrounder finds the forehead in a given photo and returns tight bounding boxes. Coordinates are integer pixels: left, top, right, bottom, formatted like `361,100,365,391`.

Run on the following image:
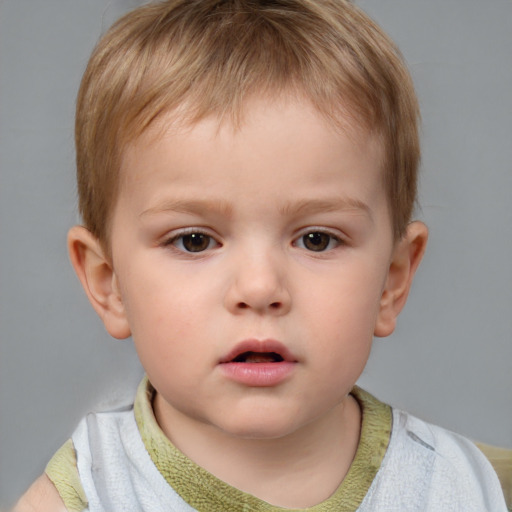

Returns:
110,94,393,245
120,93,384,182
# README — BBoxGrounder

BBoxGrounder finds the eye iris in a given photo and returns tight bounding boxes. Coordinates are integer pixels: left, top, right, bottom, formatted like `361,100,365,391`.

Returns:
182,233,210,252
303,232,330,251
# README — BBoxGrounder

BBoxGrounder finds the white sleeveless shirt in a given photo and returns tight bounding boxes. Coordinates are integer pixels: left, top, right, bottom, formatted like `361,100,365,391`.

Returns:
47,379,507,511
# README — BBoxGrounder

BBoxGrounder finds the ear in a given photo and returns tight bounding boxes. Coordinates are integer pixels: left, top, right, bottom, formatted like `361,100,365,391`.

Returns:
374,221,428,337
67,226,131,339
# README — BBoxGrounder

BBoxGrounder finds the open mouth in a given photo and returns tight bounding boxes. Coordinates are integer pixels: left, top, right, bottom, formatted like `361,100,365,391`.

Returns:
232,351,285,363
219,340,296,386
219,339,296,365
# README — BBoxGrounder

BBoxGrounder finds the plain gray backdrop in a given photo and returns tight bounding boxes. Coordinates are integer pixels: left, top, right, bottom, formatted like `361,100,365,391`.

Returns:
1,0,511,508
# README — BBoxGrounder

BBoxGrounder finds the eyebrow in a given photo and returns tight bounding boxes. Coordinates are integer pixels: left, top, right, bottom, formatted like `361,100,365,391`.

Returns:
140,196,372,220
279,197,373,219
140,199,233,218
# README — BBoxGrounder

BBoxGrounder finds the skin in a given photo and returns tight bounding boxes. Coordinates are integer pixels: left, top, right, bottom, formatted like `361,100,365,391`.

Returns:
13,474,66,512
18,95,427,510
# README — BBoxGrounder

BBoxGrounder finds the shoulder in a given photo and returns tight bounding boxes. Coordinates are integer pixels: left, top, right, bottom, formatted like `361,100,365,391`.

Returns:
13,474,68,512
392,408,493,474
45,438,88,512
387,408,507,510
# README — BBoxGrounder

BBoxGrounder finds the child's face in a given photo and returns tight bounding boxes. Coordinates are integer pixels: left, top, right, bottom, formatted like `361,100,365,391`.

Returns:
108,96,398,439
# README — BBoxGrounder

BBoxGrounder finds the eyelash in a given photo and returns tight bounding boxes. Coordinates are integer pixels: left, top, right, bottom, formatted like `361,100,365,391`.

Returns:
293,229,344,252
163,229,220,254
162,228,344,254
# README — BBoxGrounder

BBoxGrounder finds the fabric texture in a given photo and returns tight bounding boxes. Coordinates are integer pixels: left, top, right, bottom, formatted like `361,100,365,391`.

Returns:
132,380,391,511
45,438,88,512
476,442,512,511
45,378,507,512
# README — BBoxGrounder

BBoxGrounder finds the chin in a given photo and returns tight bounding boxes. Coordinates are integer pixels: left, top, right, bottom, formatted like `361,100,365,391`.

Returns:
215,409,304,441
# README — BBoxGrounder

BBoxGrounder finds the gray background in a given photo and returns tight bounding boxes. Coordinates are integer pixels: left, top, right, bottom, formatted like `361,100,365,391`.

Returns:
1,0,511,508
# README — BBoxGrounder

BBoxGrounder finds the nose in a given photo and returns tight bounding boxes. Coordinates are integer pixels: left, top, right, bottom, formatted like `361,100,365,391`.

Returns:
224,248,292,316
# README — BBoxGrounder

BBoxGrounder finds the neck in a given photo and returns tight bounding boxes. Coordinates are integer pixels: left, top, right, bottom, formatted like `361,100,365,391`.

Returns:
153,393,361,508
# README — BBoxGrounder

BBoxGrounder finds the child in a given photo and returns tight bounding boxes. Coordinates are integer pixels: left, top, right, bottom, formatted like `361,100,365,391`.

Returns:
15,0,507,510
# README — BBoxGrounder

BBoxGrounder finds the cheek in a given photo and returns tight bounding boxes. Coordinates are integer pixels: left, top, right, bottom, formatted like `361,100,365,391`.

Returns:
128,295,195,349
120,259,196,326
300,262,388,376
120,266,220,366
307,265,386,329
127,295,201,391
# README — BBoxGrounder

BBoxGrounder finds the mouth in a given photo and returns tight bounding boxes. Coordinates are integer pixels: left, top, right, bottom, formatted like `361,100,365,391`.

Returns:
219,339,296,365
218,340,297,387
232,351,285,363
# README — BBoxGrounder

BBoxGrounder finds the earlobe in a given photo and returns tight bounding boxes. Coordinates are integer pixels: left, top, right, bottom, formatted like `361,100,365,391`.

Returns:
374,221,428,337
67,226,131,339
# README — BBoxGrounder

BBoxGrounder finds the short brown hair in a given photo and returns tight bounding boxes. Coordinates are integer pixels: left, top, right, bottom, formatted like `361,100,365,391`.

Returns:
76,0,420,249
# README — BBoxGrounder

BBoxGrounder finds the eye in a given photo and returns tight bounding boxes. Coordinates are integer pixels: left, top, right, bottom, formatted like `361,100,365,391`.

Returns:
168,232,218,253
295,231,341,252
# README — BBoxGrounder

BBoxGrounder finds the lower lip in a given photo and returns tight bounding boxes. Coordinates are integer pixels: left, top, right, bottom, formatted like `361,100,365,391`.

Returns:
219,361,296,387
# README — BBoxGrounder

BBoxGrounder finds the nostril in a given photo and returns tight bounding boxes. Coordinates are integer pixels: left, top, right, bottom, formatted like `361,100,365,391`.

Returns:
236,301,281,310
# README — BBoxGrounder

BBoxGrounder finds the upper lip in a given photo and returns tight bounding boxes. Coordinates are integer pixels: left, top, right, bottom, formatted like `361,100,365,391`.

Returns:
219,339,298,364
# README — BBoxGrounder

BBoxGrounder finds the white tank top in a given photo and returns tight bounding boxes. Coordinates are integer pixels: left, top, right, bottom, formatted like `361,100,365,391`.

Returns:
62,380,506,511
